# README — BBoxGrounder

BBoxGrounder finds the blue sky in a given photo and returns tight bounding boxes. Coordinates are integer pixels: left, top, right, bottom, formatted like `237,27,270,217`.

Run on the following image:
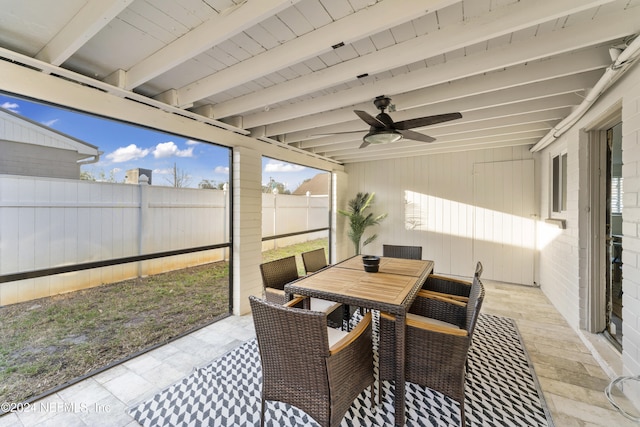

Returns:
0,94,324,191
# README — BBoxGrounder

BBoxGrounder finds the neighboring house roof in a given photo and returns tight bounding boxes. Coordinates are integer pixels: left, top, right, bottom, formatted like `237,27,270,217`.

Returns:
0,107,100,159
292,173,329,196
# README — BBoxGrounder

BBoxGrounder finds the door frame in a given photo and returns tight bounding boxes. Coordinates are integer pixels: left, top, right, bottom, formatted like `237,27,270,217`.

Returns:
584,106,622,333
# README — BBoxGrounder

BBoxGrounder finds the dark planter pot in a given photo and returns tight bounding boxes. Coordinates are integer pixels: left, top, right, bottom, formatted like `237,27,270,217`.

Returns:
362,255,380,272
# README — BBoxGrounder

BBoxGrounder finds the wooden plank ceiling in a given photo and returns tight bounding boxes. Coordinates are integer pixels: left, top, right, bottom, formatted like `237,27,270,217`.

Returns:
0,0,638,164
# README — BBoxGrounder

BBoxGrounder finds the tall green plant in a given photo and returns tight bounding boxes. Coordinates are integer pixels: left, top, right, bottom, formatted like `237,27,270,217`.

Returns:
339,192,387,255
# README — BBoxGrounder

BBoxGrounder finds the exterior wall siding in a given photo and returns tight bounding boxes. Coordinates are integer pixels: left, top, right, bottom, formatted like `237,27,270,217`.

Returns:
537,64,640,405
343,145,535,281
0,140,81,179
537,136,581,330
621,66,640,404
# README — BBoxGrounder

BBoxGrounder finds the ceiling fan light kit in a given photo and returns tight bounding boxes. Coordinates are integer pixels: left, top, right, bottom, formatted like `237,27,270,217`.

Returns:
364,130,403,145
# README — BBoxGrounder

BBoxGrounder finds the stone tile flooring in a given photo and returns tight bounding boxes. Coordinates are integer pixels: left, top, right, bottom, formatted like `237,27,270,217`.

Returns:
1,281,637,426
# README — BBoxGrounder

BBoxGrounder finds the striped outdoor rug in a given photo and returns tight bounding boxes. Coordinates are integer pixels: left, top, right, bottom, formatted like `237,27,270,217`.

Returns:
129,313,554,426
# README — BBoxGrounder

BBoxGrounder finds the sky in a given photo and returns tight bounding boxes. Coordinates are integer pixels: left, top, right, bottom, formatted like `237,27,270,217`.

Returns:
0,94,324,191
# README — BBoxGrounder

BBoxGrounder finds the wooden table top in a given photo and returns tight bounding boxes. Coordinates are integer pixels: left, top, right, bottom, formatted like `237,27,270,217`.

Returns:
335,256,431,277
286,257,434,313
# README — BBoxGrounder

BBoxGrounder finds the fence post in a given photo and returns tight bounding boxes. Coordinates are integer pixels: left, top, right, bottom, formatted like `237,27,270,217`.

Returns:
272,188,278,250
306,191,311,241
223,182,229,261
138,174,150,277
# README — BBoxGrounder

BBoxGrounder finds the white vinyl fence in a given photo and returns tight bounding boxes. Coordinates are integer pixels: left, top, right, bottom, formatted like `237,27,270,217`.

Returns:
261,192,329,250
0,174,328,305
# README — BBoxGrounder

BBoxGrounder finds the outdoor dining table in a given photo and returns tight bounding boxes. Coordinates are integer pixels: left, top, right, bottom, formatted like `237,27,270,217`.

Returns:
285,255,434,427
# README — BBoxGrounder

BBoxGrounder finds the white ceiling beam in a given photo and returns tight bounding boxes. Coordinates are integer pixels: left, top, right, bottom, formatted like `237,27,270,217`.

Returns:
125,0,298,90
300,71,602,146
295,98,575,148
0,58,342,171
329,130,547,162
243,18,618,129
335,138,542,163
227,0,623,125
289,88,589,146
278,69,603,147
293,70,602,152
318,118,559,156
298,106,571,149
177,0,456,107
263,47,609,137
423,109,567,136
35,0,133,66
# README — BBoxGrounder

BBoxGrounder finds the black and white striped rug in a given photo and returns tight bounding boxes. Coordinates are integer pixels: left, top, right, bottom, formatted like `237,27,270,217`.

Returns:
129,313,554,426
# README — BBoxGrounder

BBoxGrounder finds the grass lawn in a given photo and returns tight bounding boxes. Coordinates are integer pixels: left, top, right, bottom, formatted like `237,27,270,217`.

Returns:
0,238,327,406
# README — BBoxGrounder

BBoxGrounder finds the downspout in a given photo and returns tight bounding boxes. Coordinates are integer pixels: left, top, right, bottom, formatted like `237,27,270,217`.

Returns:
531,34,640,153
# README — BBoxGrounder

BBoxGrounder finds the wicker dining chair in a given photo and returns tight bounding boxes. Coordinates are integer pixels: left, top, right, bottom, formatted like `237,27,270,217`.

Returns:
382,244,422,260
378,276,485,427
259,256,300,305
249,295,375,427
259,255,341,316
301,248,329,274
420,261,483,302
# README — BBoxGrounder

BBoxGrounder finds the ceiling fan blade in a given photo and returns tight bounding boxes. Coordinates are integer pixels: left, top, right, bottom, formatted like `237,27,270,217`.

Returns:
354,110,385,128
398,129,436,143
359,140,371,148
313,130,366,136
394,112,462,130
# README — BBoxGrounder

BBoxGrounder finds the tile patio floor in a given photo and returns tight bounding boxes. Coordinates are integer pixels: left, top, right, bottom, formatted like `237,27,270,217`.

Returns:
1,280,637,426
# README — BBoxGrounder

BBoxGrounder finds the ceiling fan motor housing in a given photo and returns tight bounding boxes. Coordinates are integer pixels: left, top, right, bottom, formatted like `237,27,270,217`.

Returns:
373,95,392,111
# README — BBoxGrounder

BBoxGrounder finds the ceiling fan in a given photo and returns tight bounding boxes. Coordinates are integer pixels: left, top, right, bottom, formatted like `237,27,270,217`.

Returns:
354,96,462,148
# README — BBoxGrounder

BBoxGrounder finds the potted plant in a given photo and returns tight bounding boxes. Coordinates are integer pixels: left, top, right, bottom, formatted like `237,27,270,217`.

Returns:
339,192,387,255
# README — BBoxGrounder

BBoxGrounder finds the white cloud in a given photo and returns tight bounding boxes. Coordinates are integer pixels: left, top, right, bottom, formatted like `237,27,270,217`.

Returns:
186,140,200,145
214,166,229,174
42,119,58,127
1,102,19,112
106,144,150,163
153,168,173,175
153,141,194,158
264,162,305,173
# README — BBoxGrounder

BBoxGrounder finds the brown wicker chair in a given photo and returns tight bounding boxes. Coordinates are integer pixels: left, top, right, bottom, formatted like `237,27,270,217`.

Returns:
378,276,485,427
259,256,300,305
301,248,328,274
249,295,375,427
382,244,422,260
420,261,483,303
259,255,341,316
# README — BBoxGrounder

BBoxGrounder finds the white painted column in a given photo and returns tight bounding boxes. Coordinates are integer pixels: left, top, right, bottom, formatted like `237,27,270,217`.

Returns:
332,170,349,263
232,146,263,315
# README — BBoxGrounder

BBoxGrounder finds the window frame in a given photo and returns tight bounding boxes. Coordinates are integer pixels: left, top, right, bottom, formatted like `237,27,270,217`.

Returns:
551,151,568,216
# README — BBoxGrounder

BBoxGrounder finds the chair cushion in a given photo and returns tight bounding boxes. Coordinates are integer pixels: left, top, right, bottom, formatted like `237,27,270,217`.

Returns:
326,326,349,348
266,290,338,314
310,298,341,314
406,312,461,330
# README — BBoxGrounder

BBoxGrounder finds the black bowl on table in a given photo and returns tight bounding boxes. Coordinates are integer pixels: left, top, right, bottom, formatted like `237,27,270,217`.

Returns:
362,255,380,272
